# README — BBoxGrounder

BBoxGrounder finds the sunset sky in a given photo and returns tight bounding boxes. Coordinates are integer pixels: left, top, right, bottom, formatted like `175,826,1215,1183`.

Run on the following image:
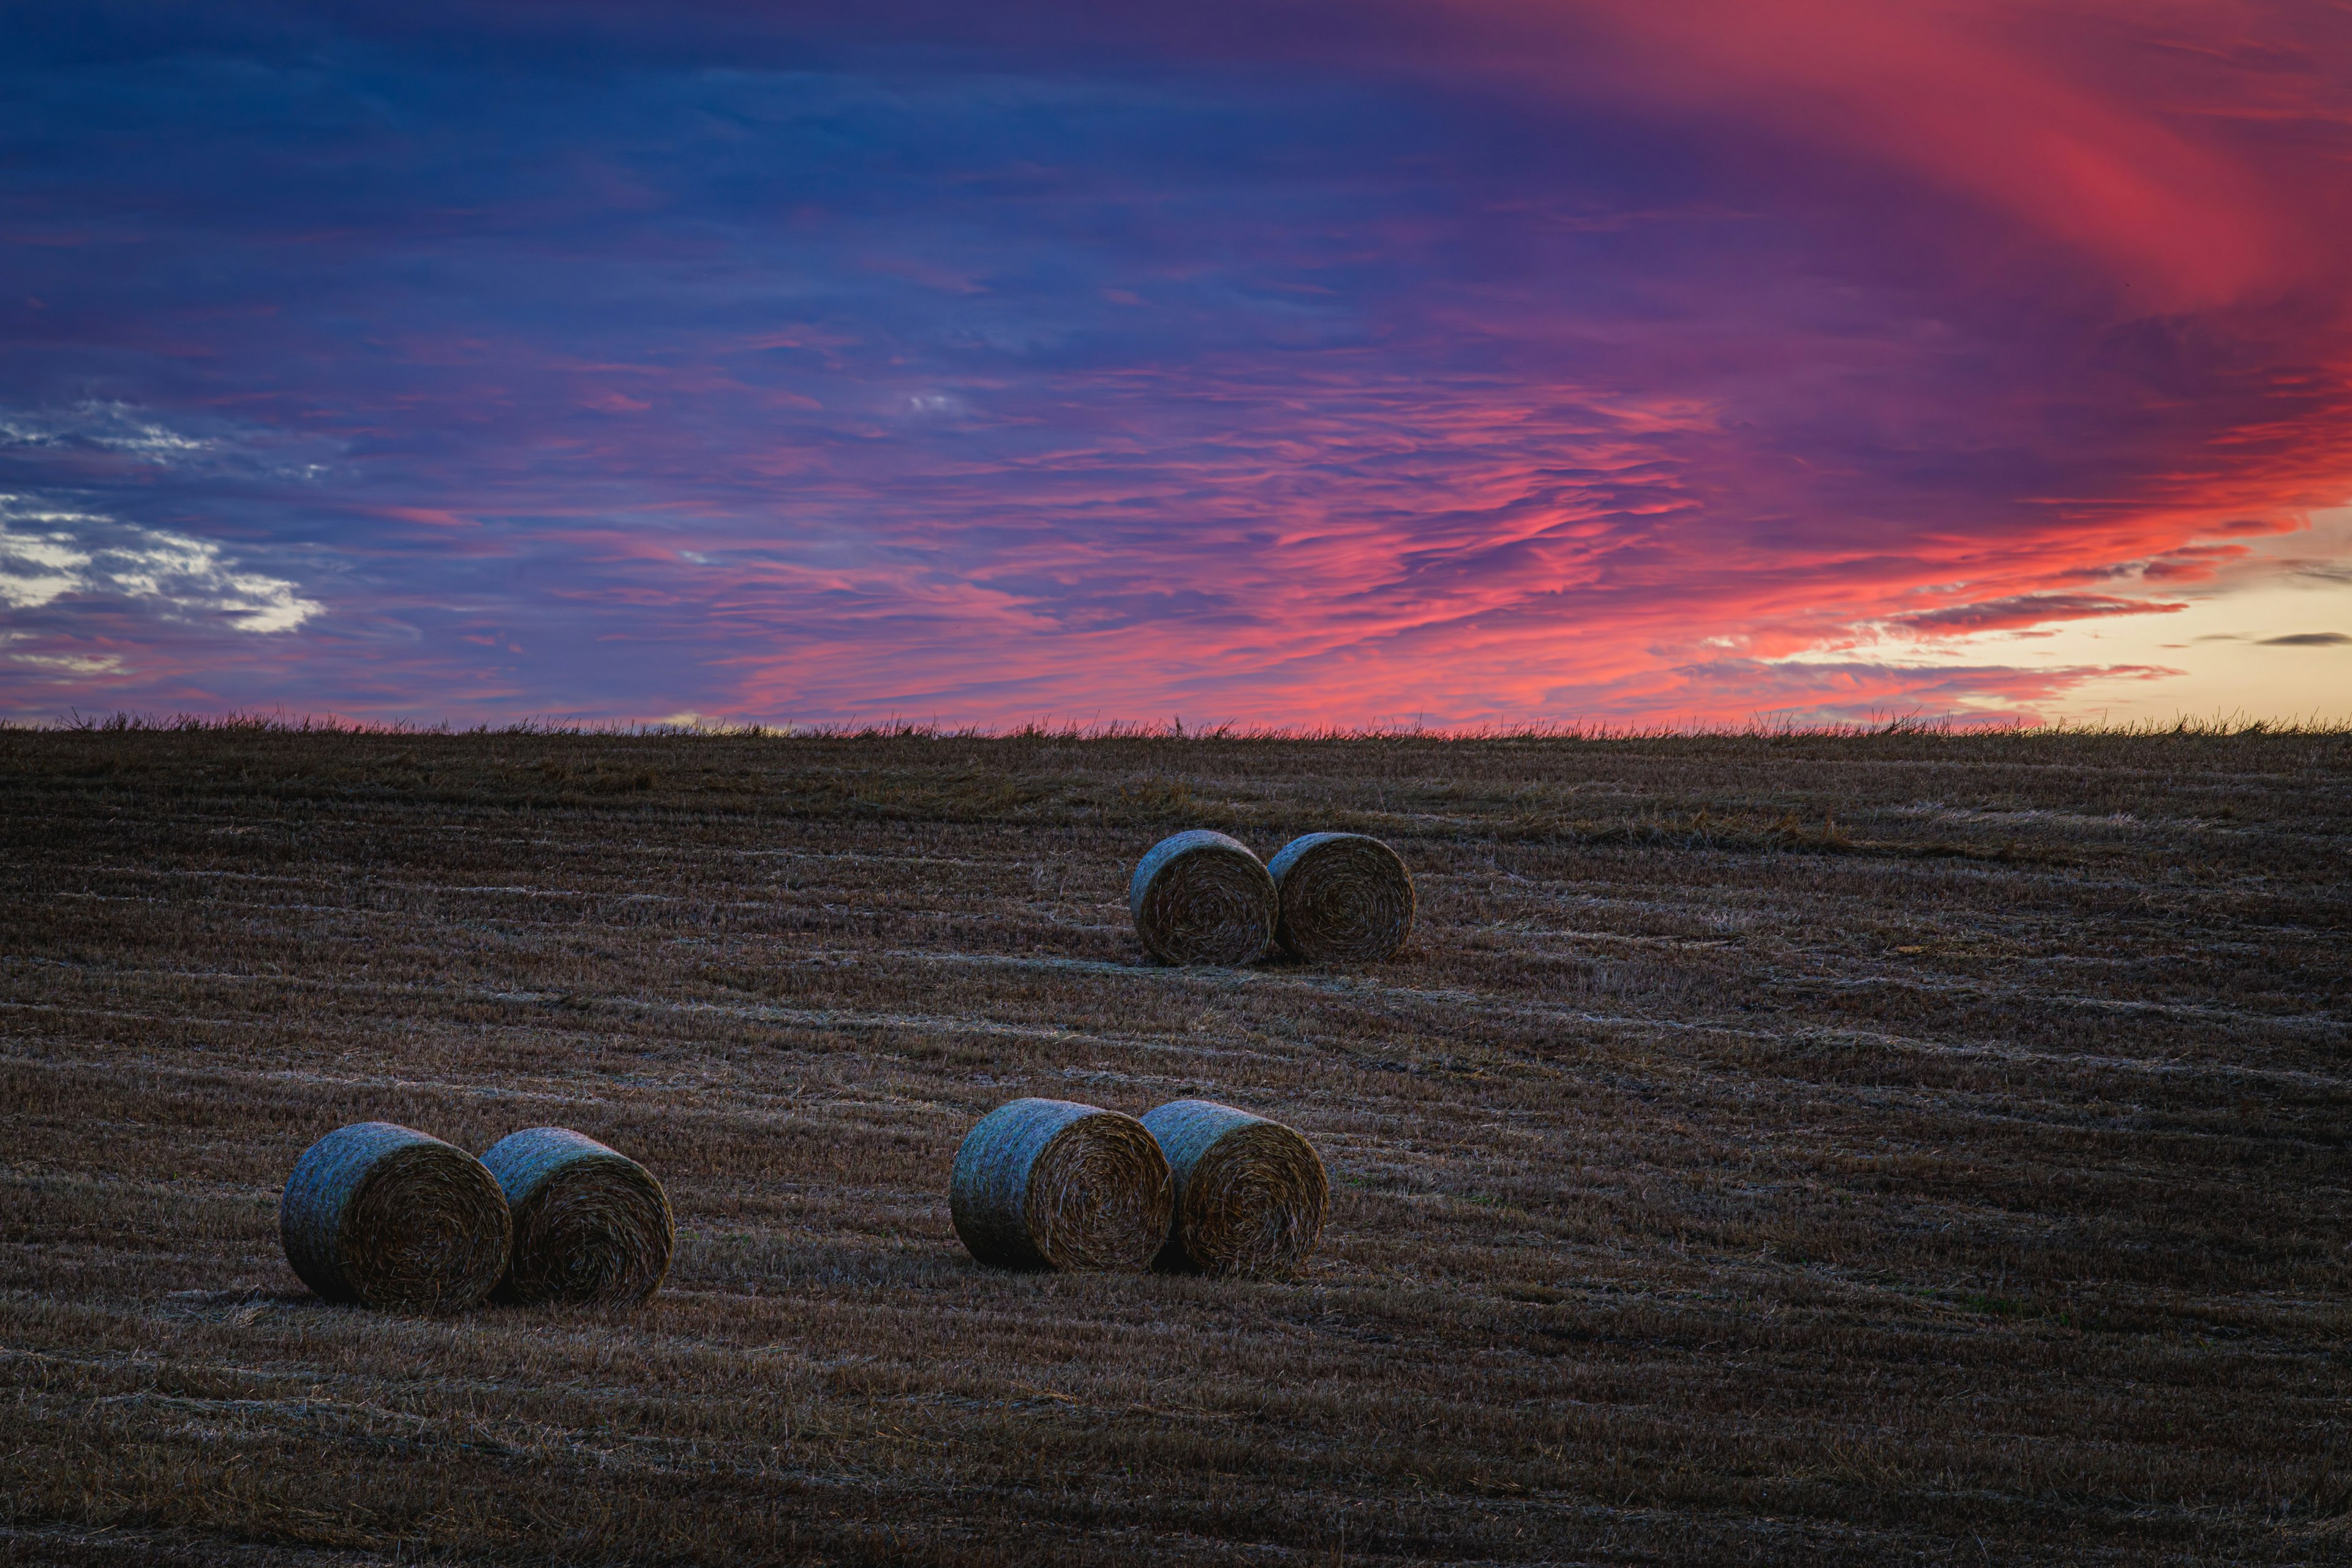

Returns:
4,1,2349,728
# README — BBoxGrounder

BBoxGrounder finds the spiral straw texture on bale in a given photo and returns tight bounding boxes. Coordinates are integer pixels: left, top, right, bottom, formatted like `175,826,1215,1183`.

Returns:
280,1122,511,1313
1139,1099,1329,1276
1267,832,1415,964
480,1126,674,1306
949,1098,1172,1272
1129,829,1278,966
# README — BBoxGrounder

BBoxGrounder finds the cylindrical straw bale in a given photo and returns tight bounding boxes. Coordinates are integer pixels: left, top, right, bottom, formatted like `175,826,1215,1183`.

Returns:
479,1127,674,1306
949,1098,1172,1272
1266,832,1414,963
1129,829,1277,966
279,1122,511,1313
1140,1099,1329,1276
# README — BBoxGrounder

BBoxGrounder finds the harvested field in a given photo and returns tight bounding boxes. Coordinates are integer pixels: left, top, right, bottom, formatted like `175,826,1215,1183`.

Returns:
1,722,2348,1566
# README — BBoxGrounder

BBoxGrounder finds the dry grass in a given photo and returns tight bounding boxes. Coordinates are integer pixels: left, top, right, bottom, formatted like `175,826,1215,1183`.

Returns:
1,723,2347,1566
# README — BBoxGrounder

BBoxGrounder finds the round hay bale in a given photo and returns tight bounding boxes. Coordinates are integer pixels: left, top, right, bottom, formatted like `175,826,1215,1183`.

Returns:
1139,1099,1328,1276
1266,831,1414,964
279,1121,511,1313
479,1126,674,1306
949,1098,1172,1272
1129,829,1277,966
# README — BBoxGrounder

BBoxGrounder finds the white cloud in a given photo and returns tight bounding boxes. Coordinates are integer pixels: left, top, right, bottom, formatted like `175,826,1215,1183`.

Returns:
7,650,128,675
0,401,339,480
0,496,322,633
0,519,90,609
0,401,214,461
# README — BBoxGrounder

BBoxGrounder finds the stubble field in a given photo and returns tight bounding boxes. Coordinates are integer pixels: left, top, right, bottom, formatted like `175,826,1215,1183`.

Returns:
1,723,2346,1566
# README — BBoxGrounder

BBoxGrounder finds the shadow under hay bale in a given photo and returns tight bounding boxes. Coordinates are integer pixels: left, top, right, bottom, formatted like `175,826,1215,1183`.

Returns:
949,1098,1172,1271
280,1122,511,1313
1267,831,1414,964
480,1126,674,1306
1129,829,1278,966
1140,1099,1329,1276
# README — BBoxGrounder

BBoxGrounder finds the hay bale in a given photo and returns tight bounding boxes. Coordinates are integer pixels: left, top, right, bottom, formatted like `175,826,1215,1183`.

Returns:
1129,829,1278,965
479,1126,674,1306
1139,1099,1328,1275
1266,831,1414,963
949,1098,1172,1271
279,1121,511,1313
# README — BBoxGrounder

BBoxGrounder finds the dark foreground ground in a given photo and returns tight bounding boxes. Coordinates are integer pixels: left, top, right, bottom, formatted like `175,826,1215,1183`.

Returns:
1,724,2347,1566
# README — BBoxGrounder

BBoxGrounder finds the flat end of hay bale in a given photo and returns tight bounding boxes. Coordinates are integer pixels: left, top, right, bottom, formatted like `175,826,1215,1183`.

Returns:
950,1098,1172,1272
1130,829,1278,967
279,1121,511,1314
480,1126,675,1306
1139,1099,1329,1276
1267,832,1414,964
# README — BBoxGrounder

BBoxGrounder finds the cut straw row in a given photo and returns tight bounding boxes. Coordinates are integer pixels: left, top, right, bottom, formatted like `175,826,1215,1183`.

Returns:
950,1097,1329,1276
1131,829,1414,967
281,1122,673,1314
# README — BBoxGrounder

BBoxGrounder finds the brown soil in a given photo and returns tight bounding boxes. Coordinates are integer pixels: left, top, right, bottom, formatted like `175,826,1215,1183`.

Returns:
2,723,2346,1565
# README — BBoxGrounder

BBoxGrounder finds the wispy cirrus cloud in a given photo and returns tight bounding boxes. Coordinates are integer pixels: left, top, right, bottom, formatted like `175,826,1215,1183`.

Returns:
0,402,211,461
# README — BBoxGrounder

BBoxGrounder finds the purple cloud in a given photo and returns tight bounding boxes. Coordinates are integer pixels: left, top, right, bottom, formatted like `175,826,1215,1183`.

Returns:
1889,594,2187,636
